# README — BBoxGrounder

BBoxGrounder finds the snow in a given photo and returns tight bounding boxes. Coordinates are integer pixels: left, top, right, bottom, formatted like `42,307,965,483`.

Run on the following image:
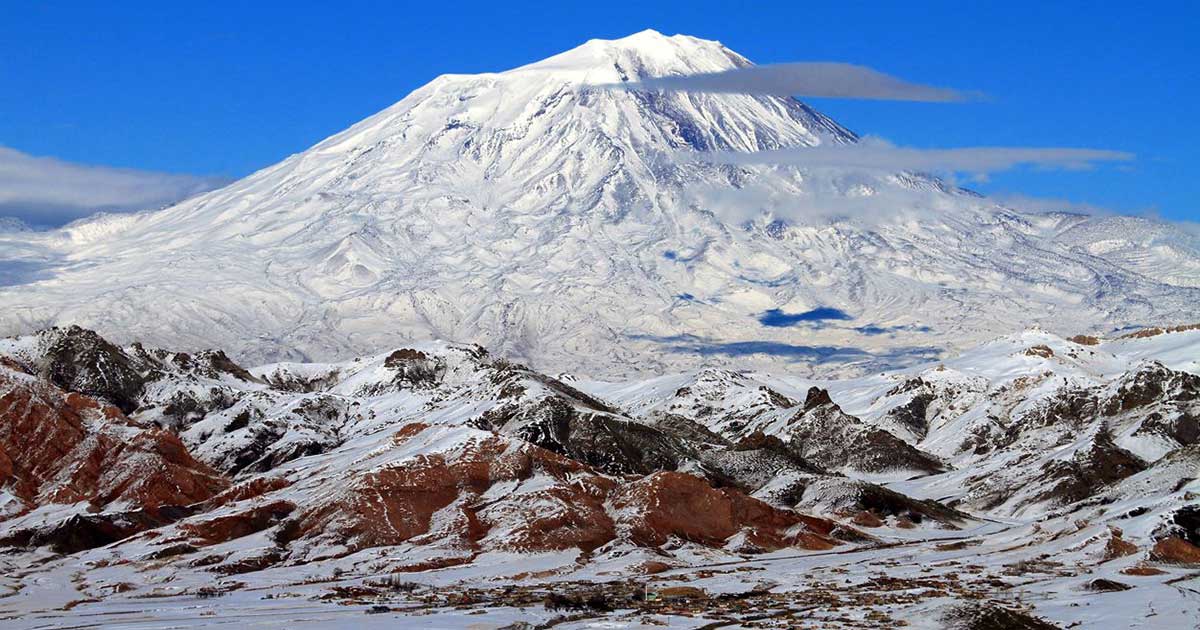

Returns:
2,30,1199,629
1,327,1198,627
0,32,1196,379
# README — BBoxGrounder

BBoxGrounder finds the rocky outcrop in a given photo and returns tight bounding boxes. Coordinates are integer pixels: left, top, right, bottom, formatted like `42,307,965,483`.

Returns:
0,363,228,552
181,393,354,476
1033,429,1147,507
797,477,969,528
699,430,824,497
1102,362,1199,416
32,326,149,414
181,499,296,545
270,426,846,562
479,396,690,475
610,471,849,552
273,429,611,555
0,366,227,518
1150,537,1200,564
3,505,199,554
785,389,944,475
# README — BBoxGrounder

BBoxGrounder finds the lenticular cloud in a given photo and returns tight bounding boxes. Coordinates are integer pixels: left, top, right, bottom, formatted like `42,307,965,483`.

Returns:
606,62,974,102
694,136,1133,177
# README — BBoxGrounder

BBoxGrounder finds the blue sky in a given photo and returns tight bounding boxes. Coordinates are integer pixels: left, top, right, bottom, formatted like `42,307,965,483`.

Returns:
1,0,1196,222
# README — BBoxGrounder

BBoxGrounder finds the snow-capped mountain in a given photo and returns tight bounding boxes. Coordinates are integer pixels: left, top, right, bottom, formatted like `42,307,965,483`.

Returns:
1,30,1197,377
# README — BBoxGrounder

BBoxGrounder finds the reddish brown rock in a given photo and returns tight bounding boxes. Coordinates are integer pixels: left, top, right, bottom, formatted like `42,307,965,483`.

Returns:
1024,345,1055,358
1120,323,1200,339
203,477,292,509
181,500,296,544
611,471,842,551
1151,536,1200,564
276,432,604,554
392,422,430,445
0,368,228,522
637,561,674,574
485,482,616,552
274,432,844,562
852,511,885,528
1121,565,1167,576
1102,533,1138,561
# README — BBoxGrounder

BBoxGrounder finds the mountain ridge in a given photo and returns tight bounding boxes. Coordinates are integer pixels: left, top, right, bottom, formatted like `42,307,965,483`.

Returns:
1,323,1197,627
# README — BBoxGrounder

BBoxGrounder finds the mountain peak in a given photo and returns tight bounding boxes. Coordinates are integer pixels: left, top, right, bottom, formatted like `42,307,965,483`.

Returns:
508,30,745,81
2,33,1197,378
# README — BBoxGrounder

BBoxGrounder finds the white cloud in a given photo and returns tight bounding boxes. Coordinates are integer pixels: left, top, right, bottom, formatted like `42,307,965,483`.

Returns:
604,62,976,102
692,136,1133,178
988,193,1120,216
686,178,967,226
0,146,228,227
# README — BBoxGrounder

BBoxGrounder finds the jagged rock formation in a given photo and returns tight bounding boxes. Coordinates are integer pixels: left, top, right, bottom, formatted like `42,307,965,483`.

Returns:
0,325,1197,628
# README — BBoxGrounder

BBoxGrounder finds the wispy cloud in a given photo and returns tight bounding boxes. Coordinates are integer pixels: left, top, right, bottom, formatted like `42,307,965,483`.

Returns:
603,62,977,102
988,193,1122,216
0,146,228,227
693,136,1133,177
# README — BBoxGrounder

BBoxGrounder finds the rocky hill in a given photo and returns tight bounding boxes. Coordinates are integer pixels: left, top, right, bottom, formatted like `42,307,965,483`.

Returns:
1,324,1197,627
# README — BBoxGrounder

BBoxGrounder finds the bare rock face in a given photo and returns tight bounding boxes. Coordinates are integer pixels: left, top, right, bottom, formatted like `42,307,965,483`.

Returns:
699,430,824,498
32,325,149,414
273,428,615,556
1102,532,1139,561
1150,536,1200,564
479,395,690,476
1169,505,1200,546
0,367,227,516
942,603,1062,629
0,363,228,551
381,348,446,390
180,499,296,545
1102,362,1199,416
797,477,969,529
971,426,1148,514
1034,429,1147,507
181,393,355,476
610,471,846,552
883,386,937,440
12,506,200,554
202,476,292,509
785,389,945,475
269,426,847,562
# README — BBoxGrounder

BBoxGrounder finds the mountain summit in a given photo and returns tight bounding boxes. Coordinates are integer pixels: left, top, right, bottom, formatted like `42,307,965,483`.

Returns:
1,32,1197,375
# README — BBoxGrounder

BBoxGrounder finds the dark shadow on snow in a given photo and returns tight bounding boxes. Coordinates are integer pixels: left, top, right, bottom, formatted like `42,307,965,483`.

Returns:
631,333,941,367
0,259,60,287
759,307,854,327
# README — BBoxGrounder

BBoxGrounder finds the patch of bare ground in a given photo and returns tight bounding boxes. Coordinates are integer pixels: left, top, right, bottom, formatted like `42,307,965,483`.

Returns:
314,569,1052,629
1118,323,1200,339
942,602,1061,629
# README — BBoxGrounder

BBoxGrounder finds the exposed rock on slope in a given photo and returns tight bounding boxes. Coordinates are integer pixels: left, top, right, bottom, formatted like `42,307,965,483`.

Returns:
0,359,227,550
1,326,1197,603
783,387,946,476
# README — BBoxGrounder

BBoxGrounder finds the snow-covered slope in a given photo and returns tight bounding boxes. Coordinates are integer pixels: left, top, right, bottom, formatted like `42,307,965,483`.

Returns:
2,30,1198,378
2,325,1198,628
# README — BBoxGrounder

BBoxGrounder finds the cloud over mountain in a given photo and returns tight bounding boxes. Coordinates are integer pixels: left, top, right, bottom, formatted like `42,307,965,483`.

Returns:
693,136,1133,177
0,146,228,226
605,61,975,102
